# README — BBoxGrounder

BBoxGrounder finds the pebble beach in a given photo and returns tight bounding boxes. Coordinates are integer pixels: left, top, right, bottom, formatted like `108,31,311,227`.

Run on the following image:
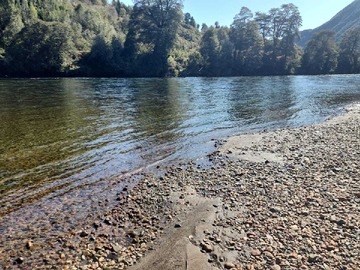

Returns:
1,104,359,270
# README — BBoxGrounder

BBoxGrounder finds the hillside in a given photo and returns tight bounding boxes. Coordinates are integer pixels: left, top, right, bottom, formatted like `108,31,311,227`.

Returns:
299,0,360,47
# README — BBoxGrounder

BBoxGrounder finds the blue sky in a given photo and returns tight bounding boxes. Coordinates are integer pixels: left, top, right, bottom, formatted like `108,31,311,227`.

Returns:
119,0,354,30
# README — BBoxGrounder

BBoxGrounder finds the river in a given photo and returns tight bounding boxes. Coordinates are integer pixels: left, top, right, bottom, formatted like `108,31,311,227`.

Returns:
1,75,360,228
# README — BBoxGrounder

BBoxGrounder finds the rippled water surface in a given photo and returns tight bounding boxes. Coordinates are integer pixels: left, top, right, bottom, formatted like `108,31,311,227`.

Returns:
1,75,360,217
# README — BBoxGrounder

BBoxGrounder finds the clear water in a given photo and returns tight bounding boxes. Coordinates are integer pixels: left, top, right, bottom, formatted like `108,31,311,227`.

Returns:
1,75,360,219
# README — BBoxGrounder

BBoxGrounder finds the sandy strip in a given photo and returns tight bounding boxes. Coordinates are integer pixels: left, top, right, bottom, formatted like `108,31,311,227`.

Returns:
1,104,359,270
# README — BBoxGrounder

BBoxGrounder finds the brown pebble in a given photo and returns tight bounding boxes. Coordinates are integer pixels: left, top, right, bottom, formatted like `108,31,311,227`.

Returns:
224,262,236,269
251,249,261,256
271,265,281,270
200,242,214,253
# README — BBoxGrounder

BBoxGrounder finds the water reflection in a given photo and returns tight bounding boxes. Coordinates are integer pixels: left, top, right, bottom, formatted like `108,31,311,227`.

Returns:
1,75,360,215
228,77,264,122
131,79,183,140
126,78,187,163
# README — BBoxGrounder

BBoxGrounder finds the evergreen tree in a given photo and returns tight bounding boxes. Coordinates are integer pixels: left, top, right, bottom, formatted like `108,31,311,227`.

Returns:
5,21,76,76
124,0,183,76
302,30,338,74
0,1,24,48
256,4,302,74
200,27,221,75
230,7,264,75
2,0,356,77
278,4,302,74
338,27,360,74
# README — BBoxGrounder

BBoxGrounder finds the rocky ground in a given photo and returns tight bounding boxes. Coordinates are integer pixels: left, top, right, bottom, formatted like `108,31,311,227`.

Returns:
1,104,359,269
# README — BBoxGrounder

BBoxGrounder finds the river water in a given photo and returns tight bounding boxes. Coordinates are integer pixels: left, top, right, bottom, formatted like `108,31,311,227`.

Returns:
1,75,360,223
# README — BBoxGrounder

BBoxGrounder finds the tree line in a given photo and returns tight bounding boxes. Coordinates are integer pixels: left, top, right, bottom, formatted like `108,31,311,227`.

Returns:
0,0,359,77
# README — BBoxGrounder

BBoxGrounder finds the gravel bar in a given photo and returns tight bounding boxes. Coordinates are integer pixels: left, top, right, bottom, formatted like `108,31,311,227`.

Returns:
1,104,359,270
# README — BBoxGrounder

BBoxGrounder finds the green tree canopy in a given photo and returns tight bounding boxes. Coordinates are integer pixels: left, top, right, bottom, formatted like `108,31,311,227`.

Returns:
5,21,76,76
230,7,264,75
302,30,339,74
199,27,222,76
1,1,360,77
256,4,302,74
124,0,183,76
338,27,360,74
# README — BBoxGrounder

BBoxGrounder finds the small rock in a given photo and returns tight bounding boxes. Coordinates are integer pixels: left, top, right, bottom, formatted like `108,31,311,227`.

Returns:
264,251,274,259
132,237,140,244
200,242,214,253
15,257,24,264
307,254,321,263
247,232,257,238
128,230,138,238
336,219,346,226
269,207,281,213
174,223,182,228
251,249,261,256
89,235,96,241
79,231,88,237
271,265,281,270
107,252,119,260
224,262,236,269
111,243,123,253
25,241,33,250
104,218,113,225
92,222,101,229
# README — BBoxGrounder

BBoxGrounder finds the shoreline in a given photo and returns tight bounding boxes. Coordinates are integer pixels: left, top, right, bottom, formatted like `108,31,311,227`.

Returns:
1,104,359,269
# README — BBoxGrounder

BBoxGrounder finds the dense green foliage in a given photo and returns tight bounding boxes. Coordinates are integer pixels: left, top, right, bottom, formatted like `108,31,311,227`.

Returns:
301,30,338,75
338,27,360,74
0,0,129,76
0,0,360,77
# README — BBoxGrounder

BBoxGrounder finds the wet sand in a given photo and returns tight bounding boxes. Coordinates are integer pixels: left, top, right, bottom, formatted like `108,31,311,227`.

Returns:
1,104,359,269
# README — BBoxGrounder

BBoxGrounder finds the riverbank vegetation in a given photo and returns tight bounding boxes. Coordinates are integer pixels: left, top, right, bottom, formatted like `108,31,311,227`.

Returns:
0,0,360,77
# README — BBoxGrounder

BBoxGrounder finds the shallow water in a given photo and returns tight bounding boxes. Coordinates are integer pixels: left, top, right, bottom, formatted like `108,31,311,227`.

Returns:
1,75,360,218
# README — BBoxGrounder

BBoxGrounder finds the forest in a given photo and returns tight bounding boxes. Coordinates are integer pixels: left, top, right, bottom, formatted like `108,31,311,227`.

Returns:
0,0,360,77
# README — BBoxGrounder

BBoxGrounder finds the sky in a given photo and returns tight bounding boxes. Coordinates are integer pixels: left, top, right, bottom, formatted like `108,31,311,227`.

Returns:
119,0,355,30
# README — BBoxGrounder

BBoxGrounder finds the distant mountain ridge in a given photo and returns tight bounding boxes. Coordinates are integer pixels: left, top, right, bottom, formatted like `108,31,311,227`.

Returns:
298,0,360,47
